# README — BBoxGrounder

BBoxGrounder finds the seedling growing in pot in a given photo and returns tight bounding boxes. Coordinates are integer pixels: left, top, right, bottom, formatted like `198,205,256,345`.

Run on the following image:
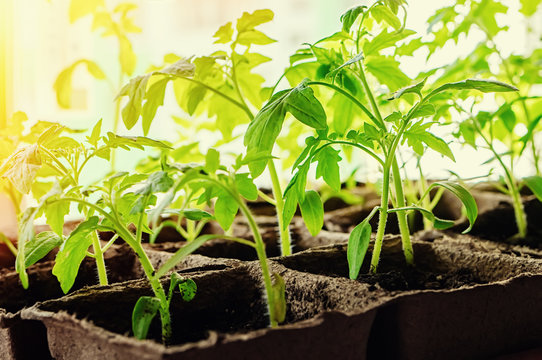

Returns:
151,149,287,329
245,2,518,275
453,102,542,240
1,119,170,289
419,0,542,240
117,9,302,256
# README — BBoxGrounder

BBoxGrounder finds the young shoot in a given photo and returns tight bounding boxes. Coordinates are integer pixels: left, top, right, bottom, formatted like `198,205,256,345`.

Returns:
245,2,518,275
152,149,287,328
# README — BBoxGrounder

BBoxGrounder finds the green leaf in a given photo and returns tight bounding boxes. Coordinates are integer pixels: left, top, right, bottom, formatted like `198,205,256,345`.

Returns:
314,146,342,191
411,104,435,118
523,176,542,202
205,148,220,174
45,196,70,236
53,216,100,293
237,30,276,46
299,190,323,236
282,189,298,231
389,78,426,100
235,173,258,201
390,206,455,230
340,6,366,32
365,56,411,91
170,273,197,302
429,79,518,98
54,59,106,108
181,209,214,221
236,9,274,32
215,193,238,230
498,104,516,133
426,182,477,233
24,231,63,268
132,296,160,340
16,208,38,288
87,119,102,147
213,21,233,44
327,53,364,78
519,0,541,16
69,0,104,23
371,5,401,30
347,218,372,280
119,34,137,76
119,75,150,130
244,81,327,177
142,78,170,135
363,29,415,56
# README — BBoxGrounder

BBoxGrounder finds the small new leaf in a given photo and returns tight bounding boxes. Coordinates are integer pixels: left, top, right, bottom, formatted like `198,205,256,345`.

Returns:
389,78,426,100
299,190,324,236
314,146,342,191
132,296,160,340
347,218,372,280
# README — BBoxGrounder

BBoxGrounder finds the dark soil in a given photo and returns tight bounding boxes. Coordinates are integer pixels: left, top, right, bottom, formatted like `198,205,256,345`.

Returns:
32,262,385,347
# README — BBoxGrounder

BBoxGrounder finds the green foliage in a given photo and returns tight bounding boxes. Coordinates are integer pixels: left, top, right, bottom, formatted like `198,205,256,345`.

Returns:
132,296,161,340
244,80,327,177
347,216,372,280
53,217,100,293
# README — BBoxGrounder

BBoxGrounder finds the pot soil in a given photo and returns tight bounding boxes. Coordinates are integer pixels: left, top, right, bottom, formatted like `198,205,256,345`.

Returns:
0,243,239,360
277,235,542,360
145,216,349,261
23,261,387,360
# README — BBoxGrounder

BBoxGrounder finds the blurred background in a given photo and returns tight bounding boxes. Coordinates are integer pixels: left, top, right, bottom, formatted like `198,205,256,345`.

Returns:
1,0,541,181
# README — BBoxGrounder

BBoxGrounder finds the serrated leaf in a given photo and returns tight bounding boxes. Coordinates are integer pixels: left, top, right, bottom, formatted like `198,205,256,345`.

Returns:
142,78,170,135
170,274,197,302
347,218,371,280
429,79,518,98
215,193,238,230
132,296,160,340
427,182,477,233
25,231,63,268
371,4,401,30
213,21,233,44
88,119,102,147
524,176,542,202
411,104,435,118
314,146,342,191
53,216,99,293
235,173,258,201
299,190,323,236
363,29,415,56
120,75,150,130
340,6,366,32
236,9,274,32
389,78,426,100
244,81,327,177
365,56,411,91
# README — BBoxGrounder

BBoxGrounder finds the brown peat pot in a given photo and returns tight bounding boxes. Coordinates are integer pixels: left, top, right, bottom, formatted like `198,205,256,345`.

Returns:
146,215,349,260
277,235,542,359
22,261,387,360
0,243,239,360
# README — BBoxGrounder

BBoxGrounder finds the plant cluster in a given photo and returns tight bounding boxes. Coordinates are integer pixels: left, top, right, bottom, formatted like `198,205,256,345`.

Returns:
2,0,540,347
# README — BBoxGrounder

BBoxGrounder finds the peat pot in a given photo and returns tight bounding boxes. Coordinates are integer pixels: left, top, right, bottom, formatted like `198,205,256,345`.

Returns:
277,235,542,360
22,261,386,360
